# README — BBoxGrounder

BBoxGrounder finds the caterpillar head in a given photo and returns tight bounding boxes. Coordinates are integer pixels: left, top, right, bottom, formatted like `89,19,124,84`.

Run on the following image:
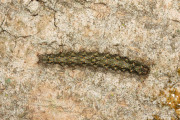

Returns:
133,65,150,75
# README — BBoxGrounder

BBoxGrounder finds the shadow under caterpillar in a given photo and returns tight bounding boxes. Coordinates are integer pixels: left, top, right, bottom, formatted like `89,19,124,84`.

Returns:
38,51,150,76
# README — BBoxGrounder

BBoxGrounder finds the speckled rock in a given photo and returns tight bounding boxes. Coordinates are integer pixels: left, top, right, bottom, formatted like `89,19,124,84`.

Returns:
0,0,180,120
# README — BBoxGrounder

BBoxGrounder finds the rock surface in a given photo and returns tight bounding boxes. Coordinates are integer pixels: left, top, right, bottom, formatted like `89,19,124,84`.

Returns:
0,0,180,119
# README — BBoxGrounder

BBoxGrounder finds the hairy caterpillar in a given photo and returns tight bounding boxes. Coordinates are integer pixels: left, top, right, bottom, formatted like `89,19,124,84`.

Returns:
38,51,150,75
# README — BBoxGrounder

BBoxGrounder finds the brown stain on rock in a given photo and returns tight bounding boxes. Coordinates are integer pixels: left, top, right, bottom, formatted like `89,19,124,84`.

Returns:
27,82,96,120
90,3,110,19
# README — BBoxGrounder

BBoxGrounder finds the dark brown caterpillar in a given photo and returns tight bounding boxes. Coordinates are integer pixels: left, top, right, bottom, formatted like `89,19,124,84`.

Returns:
38,51,150,75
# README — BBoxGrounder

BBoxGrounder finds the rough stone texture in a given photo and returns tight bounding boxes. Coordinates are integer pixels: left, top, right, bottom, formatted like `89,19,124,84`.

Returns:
0,0,180,120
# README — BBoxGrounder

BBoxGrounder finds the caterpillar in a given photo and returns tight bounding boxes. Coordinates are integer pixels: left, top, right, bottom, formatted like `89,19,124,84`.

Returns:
38,51,150,75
